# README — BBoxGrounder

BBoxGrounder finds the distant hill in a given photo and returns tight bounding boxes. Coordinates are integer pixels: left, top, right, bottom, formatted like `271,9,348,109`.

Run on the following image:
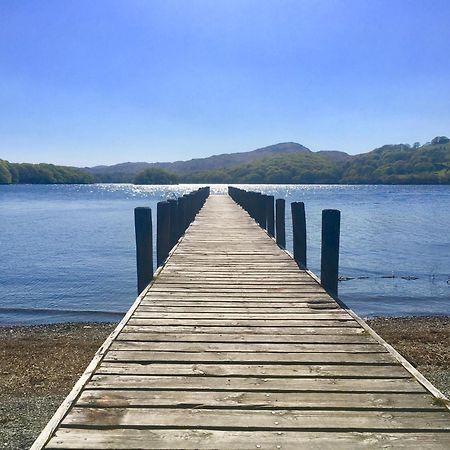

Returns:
183,151,342,184
154,142,313,174
316,150,352,163
83,142,347,182
340,139,450,184
3,136,450,185
133,167,178,185
180,138,450,184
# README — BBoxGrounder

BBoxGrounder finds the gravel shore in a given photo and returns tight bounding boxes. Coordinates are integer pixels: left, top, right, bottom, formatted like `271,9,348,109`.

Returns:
1,317,449,449
367,316,450,398
0,322,116,449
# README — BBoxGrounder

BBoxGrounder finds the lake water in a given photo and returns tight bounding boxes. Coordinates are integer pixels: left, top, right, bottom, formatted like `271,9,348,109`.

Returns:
1,184,450,325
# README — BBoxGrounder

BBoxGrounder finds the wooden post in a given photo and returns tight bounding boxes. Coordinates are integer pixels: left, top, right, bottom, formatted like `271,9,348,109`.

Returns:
177,196,186,239
249,192,258,222
275,198,286,248
321,209,341,297
184,194,192,227
134,207,153,294
291,202,307,268
266,195,275,237
156,201,171,267
167,199,178,249
183,194,190,231
258,194,267,229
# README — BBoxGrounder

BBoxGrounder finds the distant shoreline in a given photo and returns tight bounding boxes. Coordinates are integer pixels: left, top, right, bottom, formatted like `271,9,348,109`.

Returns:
1,317,449,448
3,137,450,185
4,181,450,186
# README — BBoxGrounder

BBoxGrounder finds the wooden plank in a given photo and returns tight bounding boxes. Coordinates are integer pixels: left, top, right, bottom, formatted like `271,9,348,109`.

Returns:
46,429,450,450
138,304,339,311
127,319,359,327
95,363,409,378
120,325,366,335
156,274,312,278
144,292,328,298
116,332,374,344
87,375,424,392
77,389,436,410
61,407,450,430
148,287,325,293
143,295,334,302
131,312,351,320
153,280,319,285
104,350,396,364
140,299,336,305
161,271,309,276
110,341,382,353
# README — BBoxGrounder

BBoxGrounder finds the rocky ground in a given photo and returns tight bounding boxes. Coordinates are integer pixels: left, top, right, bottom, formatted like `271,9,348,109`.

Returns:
0,323,116,449
367,316,450,398
1,317,449,449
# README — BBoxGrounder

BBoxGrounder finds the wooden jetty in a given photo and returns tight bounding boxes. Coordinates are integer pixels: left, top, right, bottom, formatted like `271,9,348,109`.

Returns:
33,194,450,449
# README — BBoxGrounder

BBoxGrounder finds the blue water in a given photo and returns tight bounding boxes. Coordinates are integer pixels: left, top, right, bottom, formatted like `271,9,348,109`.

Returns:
1,184,450,324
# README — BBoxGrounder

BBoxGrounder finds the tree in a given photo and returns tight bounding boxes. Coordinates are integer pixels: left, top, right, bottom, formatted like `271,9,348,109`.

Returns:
134,168,179,185
431,136,450,145
0,160,12,183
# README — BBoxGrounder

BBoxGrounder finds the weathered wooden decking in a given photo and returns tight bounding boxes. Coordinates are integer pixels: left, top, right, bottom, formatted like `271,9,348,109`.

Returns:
35,195,450,449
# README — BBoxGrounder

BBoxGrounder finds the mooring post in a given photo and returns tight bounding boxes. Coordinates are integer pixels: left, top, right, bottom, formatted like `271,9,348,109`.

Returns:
177,196,186,239
266,195,275,237
291,202,307,268
167,199,178,249
134,207,153,295
252,192,259,223
183,194,191,231
249,191,257,222
321,209,341,297
157,201,171,267
186,193,193,225
275,198,286,248
258,194,267,229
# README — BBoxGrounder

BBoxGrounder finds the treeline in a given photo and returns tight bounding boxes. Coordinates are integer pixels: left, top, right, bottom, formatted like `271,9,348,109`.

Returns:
176,138,450,184
134,167,178,185
3,136,450,185
340,140,450,184
0,160,93,184
181,152,340,183
88,168,179,184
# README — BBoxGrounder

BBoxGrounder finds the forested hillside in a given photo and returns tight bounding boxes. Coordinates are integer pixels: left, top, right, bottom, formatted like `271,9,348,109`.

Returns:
0,160,93,184
341,138,450,184
84,142,316,182
133,168,178,185
176,137,450,184
182,152,341,183
3,136,450,185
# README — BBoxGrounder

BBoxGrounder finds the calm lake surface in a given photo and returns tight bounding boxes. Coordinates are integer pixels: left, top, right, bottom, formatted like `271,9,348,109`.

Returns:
1,184,450,324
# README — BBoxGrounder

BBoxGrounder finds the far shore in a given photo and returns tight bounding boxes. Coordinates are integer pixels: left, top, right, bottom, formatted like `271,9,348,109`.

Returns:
1,316,449,449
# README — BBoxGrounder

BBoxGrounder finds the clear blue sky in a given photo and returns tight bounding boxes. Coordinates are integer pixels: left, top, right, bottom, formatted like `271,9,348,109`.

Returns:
1,0,450,166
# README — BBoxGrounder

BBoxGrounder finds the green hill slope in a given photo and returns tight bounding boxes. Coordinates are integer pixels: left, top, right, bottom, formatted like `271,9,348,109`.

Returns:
182,151,341,183
85,142,316,181
0,160,93,184
174,137,450,184
4,136,450,185
341,139,450,184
